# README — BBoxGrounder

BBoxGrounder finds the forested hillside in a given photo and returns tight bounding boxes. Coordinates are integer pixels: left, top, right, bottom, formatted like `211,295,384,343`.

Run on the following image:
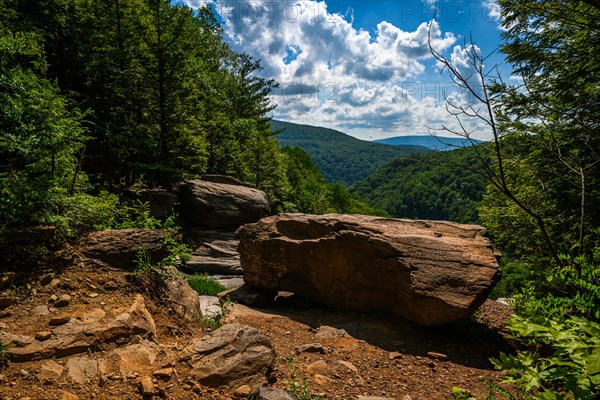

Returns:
272,120,429,185
351,148,487,223
278,147,387,216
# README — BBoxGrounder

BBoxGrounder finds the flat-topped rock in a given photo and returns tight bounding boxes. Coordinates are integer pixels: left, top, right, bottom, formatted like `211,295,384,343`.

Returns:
178,179,270,229
80,229,172,269
237,214,501,326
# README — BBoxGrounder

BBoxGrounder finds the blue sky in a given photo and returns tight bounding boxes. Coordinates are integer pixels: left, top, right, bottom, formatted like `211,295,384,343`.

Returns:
184,1,507,140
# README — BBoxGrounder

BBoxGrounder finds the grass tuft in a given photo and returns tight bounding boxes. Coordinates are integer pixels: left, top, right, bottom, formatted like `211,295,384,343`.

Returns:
186,274,227,296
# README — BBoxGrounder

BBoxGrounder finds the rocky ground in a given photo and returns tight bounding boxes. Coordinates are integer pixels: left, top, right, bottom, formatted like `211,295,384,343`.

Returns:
231,301,513,400
0,260,514,400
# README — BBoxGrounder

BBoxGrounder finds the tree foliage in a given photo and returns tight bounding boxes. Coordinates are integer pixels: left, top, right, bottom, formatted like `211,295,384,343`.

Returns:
277,146,387,216
468,10,600,400
466,0,600,319
0,0,284,190
0,28,90,229
350,148,487,223
488,0,600,256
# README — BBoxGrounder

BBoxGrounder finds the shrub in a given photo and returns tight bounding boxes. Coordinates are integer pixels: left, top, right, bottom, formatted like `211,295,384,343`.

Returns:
489,258,536,300
0,341,11,367
59,191,120,233
514,249,600,321
451,387,476,400
491,315,600,399
0,175,120,237
133,247,163,281
160,234,191,266
115,200,162,230
133,234,191,282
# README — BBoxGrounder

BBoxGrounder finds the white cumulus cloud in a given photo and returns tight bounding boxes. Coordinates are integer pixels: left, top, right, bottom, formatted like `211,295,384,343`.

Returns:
185,0,494,140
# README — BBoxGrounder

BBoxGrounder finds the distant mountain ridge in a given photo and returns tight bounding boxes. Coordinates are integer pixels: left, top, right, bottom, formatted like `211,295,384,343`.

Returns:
272,120,429,185
374,135,481,151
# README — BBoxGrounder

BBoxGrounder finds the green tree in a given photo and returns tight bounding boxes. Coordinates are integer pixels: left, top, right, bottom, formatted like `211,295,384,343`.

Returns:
0,29,88,226
135,0,212,186
204,53,279,177
428,0,600,318
10,1,233,187
73,0,150,186
228,53,278,132
350,148,487,223
492,0,600,254
277,146,386,216
273,120,428,185
236,119,280,188
428,18,598,264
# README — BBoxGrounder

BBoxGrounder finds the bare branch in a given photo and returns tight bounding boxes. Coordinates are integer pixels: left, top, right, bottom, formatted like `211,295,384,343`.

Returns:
426,21,564,266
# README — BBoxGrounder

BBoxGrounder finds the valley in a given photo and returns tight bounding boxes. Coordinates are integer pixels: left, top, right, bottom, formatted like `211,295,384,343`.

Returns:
272,121,428,185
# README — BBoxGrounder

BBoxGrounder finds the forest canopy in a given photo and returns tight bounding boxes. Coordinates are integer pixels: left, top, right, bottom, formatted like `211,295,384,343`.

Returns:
350,148,487,224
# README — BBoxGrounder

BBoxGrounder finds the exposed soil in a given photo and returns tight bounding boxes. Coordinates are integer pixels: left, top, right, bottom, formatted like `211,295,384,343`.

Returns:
0,262,515,400
231,299,513,400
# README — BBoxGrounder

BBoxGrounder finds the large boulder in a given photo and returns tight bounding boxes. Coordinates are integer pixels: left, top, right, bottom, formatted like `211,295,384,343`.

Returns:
237,214,501,326
80,229,172,269
181,323,274,390
178,178,270,229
